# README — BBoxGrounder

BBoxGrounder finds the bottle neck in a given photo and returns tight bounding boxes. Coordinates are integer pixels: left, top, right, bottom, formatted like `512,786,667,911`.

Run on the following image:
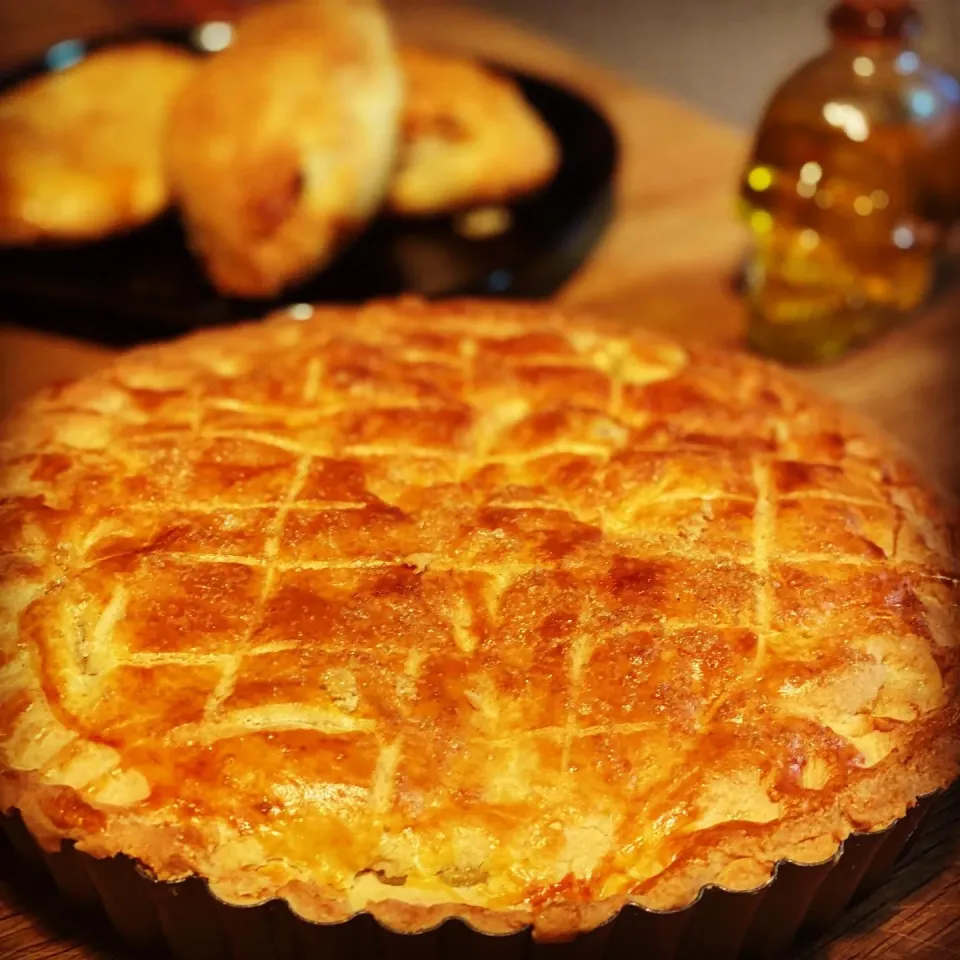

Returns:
828,1,921,46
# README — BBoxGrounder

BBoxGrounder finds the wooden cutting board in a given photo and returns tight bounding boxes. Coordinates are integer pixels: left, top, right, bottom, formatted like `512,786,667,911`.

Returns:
0,2,958,959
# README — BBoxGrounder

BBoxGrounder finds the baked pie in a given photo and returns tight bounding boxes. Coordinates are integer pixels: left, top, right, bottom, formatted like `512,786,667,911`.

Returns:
0,299,957,951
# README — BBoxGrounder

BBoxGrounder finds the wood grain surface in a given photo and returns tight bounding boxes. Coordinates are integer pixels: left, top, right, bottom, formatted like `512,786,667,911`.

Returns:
0,1,958,959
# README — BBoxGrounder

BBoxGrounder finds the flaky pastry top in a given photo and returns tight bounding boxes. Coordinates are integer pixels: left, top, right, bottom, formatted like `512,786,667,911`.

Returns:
1,299,957,940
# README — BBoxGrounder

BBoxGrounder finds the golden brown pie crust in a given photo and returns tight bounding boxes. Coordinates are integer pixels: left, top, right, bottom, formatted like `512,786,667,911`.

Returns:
0,299,957,941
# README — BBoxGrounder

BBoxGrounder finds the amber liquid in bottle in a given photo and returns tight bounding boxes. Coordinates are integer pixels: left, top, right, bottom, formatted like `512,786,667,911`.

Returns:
740,1,959,363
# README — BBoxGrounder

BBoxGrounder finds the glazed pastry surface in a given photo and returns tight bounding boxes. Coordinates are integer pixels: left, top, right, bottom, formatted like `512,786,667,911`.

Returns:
1,299,956,938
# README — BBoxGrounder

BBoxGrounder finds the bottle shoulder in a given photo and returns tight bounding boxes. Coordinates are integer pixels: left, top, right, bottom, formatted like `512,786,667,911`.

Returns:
758,46,960,131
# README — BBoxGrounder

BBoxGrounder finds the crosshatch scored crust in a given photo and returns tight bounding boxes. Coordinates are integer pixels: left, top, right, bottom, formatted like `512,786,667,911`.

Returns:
0,298,957,942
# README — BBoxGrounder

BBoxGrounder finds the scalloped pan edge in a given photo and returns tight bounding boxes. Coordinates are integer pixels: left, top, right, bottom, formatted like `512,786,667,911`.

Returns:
0,789,944,960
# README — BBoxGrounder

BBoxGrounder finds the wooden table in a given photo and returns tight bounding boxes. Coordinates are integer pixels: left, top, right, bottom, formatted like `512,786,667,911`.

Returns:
0,2,958,958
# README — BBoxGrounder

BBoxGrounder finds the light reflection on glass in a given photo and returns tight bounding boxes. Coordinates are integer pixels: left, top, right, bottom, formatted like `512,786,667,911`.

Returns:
853,56,875,78
45,39,85,72
750,210,774,234
823,101,846,126
893,225,915,249
895,51,920,75
853,196,874,216
194,21,235,53
798,229,820,250
799,161,823,184
822,102,870,141
288,303,314,321
747,166,774,191
797,181,816,199
910,89,937,119
844,107,869,141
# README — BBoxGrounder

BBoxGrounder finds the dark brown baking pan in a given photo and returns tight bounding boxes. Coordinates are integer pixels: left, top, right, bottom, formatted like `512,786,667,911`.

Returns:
0,790,943,960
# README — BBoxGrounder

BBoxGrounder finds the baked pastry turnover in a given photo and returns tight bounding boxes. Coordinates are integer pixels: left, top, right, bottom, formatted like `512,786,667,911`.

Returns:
0,299,957,942
0,43,197,244
388,47,560,216
166,0,402,297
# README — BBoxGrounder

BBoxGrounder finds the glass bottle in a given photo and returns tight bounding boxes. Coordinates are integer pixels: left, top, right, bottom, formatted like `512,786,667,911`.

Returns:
740,0,959,364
